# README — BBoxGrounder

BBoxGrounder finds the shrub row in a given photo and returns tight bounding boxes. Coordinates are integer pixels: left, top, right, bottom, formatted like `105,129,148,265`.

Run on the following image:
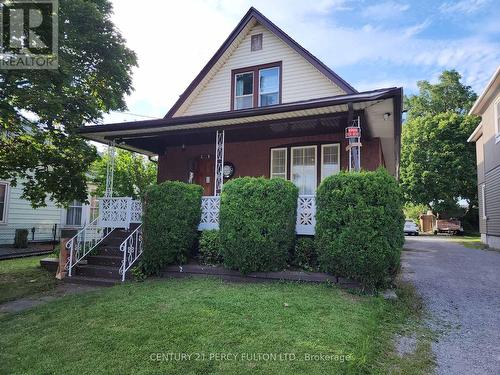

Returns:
142,170,404,289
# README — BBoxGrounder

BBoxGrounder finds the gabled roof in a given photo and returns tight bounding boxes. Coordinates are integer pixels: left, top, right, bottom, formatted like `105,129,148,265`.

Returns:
164,7,357,118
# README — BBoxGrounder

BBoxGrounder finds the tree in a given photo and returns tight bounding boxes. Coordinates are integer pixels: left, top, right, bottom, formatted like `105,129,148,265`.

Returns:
90,149,157,199
400,113,479,210
0,0,137,207
405,70,477,118
400,70,480,212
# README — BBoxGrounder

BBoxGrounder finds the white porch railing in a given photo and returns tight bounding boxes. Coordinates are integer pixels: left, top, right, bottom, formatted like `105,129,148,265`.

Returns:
197,195,316,235
198,196,221,230
296,195,316,235
66,216,113,276
119,224,143,282
99,197,142,229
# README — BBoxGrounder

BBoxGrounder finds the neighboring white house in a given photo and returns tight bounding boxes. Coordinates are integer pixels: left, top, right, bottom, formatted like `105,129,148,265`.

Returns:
0,180,97,246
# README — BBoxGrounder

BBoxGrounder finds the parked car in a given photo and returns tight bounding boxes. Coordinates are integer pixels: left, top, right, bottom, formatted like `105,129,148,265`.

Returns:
434,219,463,235
404,219,419,236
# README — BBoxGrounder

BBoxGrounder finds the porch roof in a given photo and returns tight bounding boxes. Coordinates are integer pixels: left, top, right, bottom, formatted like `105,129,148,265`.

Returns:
78,87,402,175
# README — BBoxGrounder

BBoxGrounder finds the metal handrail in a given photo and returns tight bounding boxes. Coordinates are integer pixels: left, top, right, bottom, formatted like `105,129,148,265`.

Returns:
119,224,143,282
66,216,113,276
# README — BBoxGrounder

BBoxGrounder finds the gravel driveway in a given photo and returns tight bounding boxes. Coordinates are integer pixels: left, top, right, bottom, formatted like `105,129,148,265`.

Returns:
402,236,500,375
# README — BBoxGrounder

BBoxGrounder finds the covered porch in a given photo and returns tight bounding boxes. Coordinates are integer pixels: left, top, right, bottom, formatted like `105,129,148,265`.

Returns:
72,88,401,278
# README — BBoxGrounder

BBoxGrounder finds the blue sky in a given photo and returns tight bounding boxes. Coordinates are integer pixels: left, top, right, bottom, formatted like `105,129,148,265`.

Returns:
103,0,500,123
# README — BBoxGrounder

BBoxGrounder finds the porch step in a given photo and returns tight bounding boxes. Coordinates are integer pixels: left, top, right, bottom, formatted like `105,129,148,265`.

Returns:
64,275,119,287
87,255,122,267
96,246,122,257
75,264,123,279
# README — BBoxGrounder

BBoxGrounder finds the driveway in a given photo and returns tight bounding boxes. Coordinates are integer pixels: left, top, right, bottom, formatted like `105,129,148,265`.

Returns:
402,236,500,375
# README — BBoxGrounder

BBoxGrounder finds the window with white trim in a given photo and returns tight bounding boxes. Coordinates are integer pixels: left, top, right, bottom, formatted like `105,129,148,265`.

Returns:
481,183,487,220
0,182,8,224
495,97,500,140
234,72,254,110
259,67,280,107
66,200,82,226
321,144,340,180
270,148,287,179
291,146,317,195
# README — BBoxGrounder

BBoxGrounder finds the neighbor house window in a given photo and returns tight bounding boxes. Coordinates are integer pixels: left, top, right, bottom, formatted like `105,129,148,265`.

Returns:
0,182,8,224
481,183,487,220
291,146,317,195
234,72,254,110
321,144,340,180
66,200,82,226
270,148,287,179
232,62,281,110
89,195,99,222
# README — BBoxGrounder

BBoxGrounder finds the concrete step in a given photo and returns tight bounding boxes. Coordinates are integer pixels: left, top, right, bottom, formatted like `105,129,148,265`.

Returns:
75,264,122,279
95,246,122,257
87,255,122,267
64,275,119,287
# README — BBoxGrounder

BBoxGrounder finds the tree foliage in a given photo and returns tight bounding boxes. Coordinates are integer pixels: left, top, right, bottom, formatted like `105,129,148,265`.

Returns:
400,70,479,210
405,70,477,118
400,113,479,210
0,0,137,207
90,149,157,199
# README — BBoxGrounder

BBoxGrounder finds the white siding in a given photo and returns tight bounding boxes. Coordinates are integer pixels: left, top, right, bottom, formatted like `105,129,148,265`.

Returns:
0,181,63,245
175,22,346,117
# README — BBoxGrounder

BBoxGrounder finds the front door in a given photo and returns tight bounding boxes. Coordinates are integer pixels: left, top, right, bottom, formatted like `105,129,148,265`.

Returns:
194,155,214,196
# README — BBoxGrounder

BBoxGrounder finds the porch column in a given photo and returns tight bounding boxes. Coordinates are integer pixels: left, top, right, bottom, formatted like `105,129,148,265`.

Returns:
105,140,116,197
214,130,225,196
348,116,361,172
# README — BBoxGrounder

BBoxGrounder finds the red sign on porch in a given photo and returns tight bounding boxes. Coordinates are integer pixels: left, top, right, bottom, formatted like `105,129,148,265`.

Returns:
345,127,361,139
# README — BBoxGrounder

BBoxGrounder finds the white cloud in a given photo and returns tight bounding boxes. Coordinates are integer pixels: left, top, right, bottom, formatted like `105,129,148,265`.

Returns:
361,1,410,20
439,0,490,14
101,0,499,124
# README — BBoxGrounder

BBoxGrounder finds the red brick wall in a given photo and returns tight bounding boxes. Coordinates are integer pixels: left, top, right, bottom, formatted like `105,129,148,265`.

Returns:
158,133,385,183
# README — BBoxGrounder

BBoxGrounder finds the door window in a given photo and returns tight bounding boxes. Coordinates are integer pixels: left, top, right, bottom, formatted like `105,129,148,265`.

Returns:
291,146,317,194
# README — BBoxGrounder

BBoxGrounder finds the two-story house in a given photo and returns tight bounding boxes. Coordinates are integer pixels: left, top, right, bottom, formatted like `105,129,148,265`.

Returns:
468,66,500,249
79,7,402,220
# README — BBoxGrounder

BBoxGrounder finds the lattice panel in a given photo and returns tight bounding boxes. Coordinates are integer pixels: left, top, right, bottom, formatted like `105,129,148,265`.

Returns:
198,196,220,230
296,195,316,235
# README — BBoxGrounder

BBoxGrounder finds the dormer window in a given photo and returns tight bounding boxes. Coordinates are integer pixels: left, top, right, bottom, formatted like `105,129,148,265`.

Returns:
232,62,281,110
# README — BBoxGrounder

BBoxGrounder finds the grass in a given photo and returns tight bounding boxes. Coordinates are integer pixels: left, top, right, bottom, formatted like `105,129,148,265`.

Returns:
449,235,488,250
0,255,58,304
0,277,434,375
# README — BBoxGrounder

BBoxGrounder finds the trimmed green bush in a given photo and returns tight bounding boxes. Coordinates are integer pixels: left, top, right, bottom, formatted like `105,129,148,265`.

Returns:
142,181,203,275
198,230,222,265
316,169,405,289
291,237,318,271
14,229,29,248
220,177,298,274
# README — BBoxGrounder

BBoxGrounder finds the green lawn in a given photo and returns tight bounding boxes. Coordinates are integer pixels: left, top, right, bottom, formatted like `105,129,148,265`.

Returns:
0,277,434,374
450,235,488,250
0,255,58,304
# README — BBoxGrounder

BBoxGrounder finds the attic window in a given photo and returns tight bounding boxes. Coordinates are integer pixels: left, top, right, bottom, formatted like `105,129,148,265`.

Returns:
251,34,263,51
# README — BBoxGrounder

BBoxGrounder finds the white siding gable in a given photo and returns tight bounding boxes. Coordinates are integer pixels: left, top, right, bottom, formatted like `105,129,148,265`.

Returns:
174,22,346,117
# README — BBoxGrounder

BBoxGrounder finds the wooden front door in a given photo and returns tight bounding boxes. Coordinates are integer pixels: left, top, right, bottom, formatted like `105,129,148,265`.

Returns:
194,155,214,196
